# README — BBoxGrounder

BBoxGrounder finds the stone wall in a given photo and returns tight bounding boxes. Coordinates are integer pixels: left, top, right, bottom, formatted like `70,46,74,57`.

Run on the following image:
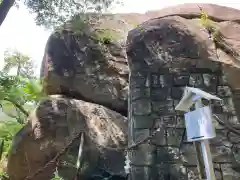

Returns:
128,65,240,180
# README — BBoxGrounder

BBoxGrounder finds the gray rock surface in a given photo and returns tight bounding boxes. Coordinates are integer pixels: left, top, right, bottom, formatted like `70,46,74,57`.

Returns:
7,95,127,180
127,3,240,180
8,3,240,180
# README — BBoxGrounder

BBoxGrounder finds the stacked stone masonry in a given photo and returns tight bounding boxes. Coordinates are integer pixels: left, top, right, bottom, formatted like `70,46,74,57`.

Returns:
129,65,240,180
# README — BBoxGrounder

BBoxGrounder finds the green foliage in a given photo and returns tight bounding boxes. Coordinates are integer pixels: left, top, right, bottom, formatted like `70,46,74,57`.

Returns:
3,49,36,78
0,121,23,155
1,50,46,113
24,0,121,29
199,7,210,27
51,169,63,180
0,49,48,178
0,121,23,175
56,13,94,35
0,72,46,163
55,14,122,46
0,171,9,180
199,6,219,42
94,29,121,43
0,72,46,117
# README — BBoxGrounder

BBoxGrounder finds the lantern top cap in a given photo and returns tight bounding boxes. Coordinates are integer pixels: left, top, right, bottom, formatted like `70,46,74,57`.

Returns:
175,86,221,112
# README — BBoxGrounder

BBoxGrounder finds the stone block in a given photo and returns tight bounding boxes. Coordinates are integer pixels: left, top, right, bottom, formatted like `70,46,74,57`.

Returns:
130,72,149,88
222,97,236,114
202,73,218,93
132,87,150,101
171,87,184,100
150,73,173,88
227,115,240,126
217,86,232,97
232,145,240,164
132,115,154,129
151,73,160,87
130,166,157,180
132,99,151,115
189,74,203,87
151,87,170,101
211,101,223,114
128,143,156,166
175,115,185,128
159,74,173,87
211,145,233,163
187,166,200,180
157,164,188,180
181,143,198,166
218,74,228,86
152,100,174,115
210,129,230,146
154,115,177,128
156,147,181,163
214,163,224,180
186,163,223,180
173,73,189,86
221,164,240,180
151,128,167,146
134,129,151,144
167,128,185,146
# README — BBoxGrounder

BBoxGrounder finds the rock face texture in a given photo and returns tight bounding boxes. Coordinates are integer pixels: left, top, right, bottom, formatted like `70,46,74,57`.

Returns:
40,13,152,115
127,3,240,180
7,95,127,180
7,3,240,180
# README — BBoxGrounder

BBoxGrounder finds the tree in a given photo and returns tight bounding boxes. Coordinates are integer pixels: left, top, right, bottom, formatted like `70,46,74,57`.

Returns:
2,49,35,78
0,0,15,27
0,72,46,118
0,50,47,176
0,0,120,29
1,49,46,121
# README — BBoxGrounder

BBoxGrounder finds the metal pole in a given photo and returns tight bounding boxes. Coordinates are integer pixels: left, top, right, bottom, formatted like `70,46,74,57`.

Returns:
195,99,216,180
194,99,206,179
194,141,206,179
200,140,216,180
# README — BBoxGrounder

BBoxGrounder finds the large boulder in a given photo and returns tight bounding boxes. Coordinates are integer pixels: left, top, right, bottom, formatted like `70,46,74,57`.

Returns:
40,4,240,116
127,3,240,180
7,95,127,180
8,3,240,180
40,14,153,115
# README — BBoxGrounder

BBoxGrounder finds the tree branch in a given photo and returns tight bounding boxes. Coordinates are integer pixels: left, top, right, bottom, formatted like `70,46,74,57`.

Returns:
3,98,28,116
0,0,15,27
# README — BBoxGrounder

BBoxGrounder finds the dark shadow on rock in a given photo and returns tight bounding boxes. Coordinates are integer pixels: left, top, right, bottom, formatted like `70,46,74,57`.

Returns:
7,96,127,180
127,15,240,179
41,16,129,116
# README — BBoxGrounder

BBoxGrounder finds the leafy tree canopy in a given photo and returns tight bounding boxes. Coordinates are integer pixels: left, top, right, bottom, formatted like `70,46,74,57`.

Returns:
0,50,46,121
3,49,35,78
0,50,47,176
0,0,121,29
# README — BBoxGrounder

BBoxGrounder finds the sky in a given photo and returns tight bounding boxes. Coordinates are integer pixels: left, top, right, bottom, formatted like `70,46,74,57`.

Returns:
1,0,240,75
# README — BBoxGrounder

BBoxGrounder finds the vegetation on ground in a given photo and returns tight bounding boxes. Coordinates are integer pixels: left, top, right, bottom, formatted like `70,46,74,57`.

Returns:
0,0,121,179
0,50,47,178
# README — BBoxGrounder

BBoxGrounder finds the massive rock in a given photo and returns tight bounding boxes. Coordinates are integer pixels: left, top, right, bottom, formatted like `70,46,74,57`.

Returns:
8,3,240,180
7,95,127,180
127,3,240,180
40,13,153,115
40,4,240,116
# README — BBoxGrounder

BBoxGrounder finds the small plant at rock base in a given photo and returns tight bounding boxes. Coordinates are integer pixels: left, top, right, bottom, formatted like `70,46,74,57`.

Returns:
51,169,63,180
198,6,239,57
199,6,219,41
93,29,122,44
